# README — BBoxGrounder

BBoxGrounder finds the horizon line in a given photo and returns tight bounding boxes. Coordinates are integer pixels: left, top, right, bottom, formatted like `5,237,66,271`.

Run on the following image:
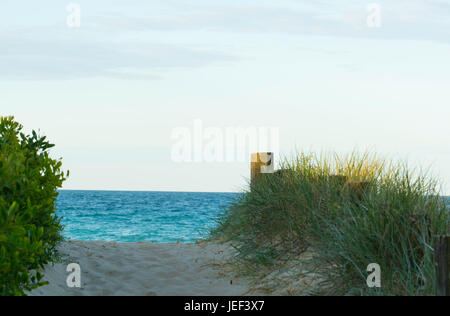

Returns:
58,189,241,194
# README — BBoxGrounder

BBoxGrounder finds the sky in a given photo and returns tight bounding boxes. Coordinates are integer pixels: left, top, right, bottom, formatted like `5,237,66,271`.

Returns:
1,0,450,193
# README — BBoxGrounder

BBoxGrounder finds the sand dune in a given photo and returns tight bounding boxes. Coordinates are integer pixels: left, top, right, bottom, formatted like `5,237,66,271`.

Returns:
28,240,252,296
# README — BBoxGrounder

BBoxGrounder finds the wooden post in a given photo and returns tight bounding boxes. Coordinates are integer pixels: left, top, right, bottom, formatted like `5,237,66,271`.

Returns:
250,152,274,185
434,235,450,296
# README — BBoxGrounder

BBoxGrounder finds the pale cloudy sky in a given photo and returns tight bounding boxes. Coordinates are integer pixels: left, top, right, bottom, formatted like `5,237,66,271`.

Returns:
1,0,450,193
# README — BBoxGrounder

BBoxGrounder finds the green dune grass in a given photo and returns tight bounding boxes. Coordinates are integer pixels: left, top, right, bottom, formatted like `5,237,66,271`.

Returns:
212,152,449,296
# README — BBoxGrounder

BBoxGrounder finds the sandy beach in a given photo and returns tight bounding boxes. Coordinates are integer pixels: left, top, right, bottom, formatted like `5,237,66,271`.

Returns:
28,240,321,296
28,240,254,296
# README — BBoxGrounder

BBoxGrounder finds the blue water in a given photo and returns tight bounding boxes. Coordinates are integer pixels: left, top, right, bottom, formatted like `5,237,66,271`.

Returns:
56,190,239,243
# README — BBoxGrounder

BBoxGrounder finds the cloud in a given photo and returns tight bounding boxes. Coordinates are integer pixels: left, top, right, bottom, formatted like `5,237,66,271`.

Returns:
84,1,450,43
0,30,235,80
1,0,449,80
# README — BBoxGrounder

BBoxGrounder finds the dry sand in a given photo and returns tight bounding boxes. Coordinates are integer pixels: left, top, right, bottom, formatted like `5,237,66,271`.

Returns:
28,240,253,296
29,240,321,296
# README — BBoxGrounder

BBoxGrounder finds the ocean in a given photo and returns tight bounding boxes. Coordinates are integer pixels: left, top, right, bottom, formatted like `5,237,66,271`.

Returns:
56,190,240,243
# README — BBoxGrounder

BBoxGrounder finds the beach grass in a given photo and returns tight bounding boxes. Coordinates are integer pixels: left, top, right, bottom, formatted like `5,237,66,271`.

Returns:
211,151,449,295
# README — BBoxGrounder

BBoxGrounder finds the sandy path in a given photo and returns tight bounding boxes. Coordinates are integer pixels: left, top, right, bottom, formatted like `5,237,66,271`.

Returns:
28,240,251,296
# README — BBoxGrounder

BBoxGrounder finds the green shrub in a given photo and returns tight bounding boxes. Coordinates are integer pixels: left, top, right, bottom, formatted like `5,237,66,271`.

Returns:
213,152,449,295
0,116,67,296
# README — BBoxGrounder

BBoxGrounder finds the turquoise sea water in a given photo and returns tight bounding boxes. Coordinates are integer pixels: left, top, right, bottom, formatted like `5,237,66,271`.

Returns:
56,190,239,243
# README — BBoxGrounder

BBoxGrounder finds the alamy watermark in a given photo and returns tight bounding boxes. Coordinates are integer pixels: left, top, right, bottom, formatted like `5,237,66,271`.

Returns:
64,3,381,30
171,119,279,163
66,263,81,288
64,261,379,289
366,263,381,288
366,3,382,28
67,3,81,28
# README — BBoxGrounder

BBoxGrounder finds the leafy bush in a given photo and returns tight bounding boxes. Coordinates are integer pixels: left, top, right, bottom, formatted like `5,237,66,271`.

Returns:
0,117,67,296
213,152,449,295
